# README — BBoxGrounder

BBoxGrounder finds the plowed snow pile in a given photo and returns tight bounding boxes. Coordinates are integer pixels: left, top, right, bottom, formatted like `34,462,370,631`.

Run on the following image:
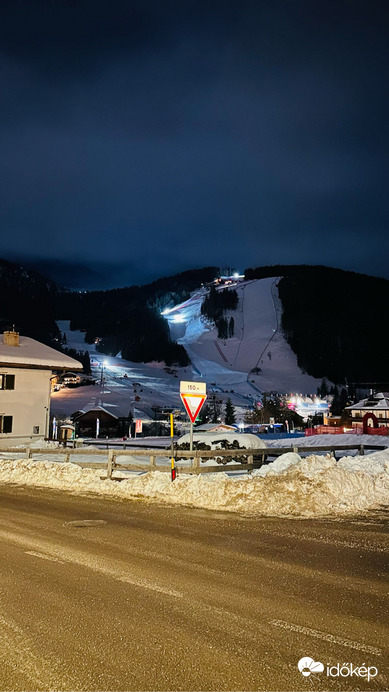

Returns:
1,450,389,516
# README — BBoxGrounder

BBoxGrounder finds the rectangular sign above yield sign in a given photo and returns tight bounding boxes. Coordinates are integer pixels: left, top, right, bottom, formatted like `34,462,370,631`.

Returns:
180,381,207,423
180,381,206,395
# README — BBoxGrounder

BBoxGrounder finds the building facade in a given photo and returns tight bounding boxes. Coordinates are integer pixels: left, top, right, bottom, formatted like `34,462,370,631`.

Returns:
345,392,389,431
0,330,82,447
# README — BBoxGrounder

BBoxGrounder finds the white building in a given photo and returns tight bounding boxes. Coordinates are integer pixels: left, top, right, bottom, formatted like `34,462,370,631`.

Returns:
0,330,82,447
346,392,389,431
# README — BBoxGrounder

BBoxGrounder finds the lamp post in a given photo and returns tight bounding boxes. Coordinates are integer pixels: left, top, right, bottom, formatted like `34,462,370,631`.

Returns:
129,400,137,438
100,359,108,386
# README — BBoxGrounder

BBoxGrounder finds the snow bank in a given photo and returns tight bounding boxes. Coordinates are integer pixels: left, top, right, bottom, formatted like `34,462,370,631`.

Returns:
177,432,267,449
1,449,389,517
8,438,61,450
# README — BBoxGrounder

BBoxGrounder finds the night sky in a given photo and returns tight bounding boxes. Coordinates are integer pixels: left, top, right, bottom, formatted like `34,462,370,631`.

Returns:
0,0,388,289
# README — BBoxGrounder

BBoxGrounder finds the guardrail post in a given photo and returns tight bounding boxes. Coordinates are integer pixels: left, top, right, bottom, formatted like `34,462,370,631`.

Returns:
193,453,200,474
293,446,298,454
107,449,114,479
26,447,32,459
150,455,156,468
359,444,365,456
247,454,253,472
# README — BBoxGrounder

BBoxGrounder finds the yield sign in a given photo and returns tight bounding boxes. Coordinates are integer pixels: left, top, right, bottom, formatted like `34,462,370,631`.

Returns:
180,381,207,423
180,393,207,423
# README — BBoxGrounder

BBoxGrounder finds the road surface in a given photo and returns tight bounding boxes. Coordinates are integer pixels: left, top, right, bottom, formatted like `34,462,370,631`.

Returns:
0,485,388,691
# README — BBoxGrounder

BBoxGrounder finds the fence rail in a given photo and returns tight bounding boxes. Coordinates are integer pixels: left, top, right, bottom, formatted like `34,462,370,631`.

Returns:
0,441,386,480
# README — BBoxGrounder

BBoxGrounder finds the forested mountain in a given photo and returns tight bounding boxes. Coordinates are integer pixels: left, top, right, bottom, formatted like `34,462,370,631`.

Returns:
246,265,389,384
0,259,216,365
56,267,217,365
2,257,388,383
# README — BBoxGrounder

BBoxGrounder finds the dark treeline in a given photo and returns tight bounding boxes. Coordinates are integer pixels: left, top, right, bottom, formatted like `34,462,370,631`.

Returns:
245,265,389,384
0,260,217,365
56,267,218,366
61,347,91,375
0,258,62,344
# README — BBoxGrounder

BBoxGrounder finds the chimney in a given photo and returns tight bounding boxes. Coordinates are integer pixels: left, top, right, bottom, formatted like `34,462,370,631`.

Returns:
3,330,20,346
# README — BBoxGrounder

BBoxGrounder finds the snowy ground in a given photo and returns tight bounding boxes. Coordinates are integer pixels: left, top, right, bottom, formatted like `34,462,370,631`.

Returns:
1,440,388,517
266,432,389,449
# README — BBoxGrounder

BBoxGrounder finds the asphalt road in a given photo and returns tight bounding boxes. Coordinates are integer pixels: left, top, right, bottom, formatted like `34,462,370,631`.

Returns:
0,486,388,691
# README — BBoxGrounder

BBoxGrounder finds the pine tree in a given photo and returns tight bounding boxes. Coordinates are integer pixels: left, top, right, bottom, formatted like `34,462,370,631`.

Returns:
217,316,228,339
208,396,222,423
197,403,211,425
330,386,341,415
224,398,236,424
317,378,329,397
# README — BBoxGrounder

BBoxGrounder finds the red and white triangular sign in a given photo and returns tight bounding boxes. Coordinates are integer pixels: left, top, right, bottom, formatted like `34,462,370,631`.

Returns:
180,381,207,423
180,393,206,423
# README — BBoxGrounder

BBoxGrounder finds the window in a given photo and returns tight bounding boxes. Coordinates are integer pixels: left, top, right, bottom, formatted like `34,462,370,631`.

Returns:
0,374,15,390
0,415,13,433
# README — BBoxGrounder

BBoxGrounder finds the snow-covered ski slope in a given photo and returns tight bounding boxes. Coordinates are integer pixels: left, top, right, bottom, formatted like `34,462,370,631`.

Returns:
165,278,322,395
52,279,324,422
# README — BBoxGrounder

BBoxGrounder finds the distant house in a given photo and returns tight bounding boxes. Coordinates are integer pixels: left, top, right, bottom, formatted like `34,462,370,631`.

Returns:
61,371,82,386
345,392,389,431
72,406,119,438
0,330,82,447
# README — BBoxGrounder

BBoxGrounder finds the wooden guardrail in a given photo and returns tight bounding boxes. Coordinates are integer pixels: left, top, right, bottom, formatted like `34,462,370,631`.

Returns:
0,442,386,480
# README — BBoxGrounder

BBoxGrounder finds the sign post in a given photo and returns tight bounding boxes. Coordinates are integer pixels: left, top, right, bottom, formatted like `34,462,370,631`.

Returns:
170,413,176,481
135,419,142,438
180,381,207,451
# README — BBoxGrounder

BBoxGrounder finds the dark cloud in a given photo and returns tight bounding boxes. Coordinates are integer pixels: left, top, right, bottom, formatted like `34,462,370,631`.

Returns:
0,0,388,288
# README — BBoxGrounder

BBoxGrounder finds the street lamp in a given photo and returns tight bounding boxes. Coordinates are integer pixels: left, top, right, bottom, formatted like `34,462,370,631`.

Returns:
129,399,138,438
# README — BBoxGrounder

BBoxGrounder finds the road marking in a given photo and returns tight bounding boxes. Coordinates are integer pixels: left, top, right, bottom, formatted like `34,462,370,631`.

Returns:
270,619,382,656
118,576,183,598
64,519,107,527
25,550,65,564
0,530,183,599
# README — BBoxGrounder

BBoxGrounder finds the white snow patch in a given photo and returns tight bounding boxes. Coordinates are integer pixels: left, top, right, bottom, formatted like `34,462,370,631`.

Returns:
252,452,301,476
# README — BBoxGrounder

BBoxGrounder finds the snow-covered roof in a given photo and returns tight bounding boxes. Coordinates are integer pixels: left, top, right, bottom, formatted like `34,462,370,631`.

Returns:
177,432,267,449
75,406,118,420
346,392,389,411
0,336,83,370
194,423,237,432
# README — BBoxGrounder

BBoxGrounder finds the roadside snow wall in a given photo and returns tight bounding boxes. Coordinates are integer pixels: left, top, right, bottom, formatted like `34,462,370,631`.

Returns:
1,449,389,517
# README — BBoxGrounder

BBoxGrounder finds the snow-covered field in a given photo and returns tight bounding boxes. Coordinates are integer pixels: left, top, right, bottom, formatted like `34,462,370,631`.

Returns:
1,446,388,518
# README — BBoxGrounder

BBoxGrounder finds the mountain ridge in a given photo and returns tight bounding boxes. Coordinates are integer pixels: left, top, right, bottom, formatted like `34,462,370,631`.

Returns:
1,257,388,386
